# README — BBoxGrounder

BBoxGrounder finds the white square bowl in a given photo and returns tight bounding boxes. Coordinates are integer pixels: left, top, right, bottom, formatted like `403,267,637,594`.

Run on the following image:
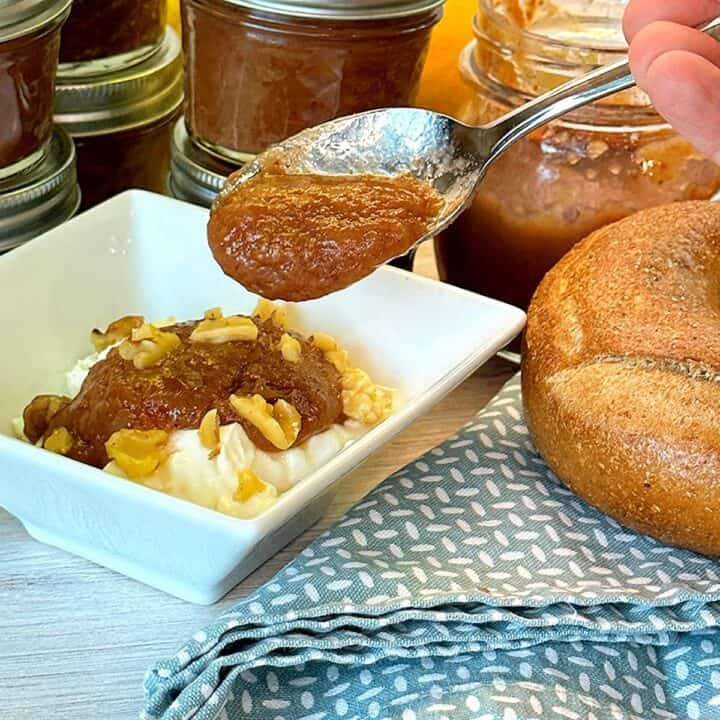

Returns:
0,190,525,604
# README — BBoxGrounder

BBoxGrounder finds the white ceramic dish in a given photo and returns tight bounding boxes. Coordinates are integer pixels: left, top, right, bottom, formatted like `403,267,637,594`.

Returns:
0,190,525,604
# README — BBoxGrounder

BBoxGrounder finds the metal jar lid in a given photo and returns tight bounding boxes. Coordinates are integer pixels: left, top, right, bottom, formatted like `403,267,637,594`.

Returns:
169,119,242,209
54,27,183,137
0,0,71,42
225,0,444,20
0,127,81,252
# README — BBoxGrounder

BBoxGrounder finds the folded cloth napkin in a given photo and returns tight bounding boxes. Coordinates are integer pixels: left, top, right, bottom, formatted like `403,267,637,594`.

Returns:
144,375,720,720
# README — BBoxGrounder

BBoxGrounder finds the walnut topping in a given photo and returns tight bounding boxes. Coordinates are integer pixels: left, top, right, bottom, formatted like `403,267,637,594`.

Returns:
118,324,181,369
311,333,349,371
203,307,223,321
43,427,74,455
341,368,393,426
189,308,258,344
198,409,221,459
311,333,391,424
23,394,71,444
105,429,170,479
91,315,145,352
151,316,177,329
279,333,302,363
229,394,302,450
234,468,267,502
311,332,336,352
252,298,287,326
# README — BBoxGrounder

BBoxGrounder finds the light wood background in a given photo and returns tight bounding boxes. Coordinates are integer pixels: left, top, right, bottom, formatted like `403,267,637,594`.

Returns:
0,246,516,719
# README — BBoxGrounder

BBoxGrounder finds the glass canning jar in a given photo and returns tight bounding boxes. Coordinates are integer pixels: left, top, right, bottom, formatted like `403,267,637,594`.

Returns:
0,0,71,178
54,28,183,210
58,0,167,78
181,0,444,161
0,126,80,253
435,0,720,312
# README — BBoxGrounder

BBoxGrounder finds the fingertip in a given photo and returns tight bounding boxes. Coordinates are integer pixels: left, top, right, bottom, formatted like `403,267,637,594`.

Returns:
629,22,720,93
645,50,720,162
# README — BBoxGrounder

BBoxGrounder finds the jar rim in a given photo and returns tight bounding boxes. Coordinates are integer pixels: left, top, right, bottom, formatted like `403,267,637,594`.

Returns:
460,41,667,128
216,0,444,20
0,0,71,42
54,28,184,137
477,0,628,55
0,127,80,250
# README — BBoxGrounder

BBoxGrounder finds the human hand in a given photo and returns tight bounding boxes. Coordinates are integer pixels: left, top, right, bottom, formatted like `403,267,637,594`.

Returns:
624,0,720,163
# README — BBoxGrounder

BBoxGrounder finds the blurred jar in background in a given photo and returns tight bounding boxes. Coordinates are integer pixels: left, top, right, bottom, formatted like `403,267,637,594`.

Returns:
435,0,720,311
181,0,444,162
59,0,167,77
55,29,183,210
0,0,71,178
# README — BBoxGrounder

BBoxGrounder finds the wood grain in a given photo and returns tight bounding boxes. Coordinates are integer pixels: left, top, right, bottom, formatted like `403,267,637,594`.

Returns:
0,245,516,720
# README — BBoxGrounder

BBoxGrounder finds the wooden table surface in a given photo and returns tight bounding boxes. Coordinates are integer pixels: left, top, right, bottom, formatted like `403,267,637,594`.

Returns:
0,246,517,720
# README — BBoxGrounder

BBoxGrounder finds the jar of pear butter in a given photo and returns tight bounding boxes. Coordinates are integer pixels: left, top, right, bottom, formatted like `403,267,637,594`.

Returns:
435,0,720,312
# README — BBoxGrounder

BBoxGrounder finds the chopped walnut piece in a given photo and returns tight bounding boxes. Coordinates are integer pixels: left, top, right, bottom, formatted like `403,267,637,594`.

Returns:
189,309,258,344
311,332,337,352
119,324,181,369
311,333,348,371
23,394,71,444
234,468,267,502
229,394,302,450
43,427,74,455
274,399,302,444
341,368,393,426
252,298,287,326
203,307,223,321
278,333,302,363
105,429,170,479
151,316,176,329
199,408,221,458
311,333,392,425
91,315,144,352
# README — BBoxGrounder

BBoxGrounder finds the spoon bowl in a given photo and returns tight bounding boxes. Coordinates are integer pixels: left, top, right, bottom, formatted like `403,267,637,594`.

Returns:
216,16,720,266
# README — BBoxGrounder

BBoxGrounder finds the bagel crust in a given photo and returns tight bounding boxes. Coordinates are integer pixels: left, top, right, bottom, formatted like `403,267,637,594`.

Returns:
522,201,720,556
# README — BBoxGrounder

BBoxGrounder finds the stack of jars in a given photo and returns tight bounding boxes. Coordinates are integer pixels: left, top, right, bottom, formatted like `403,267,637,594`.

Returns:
169,0,445,269
0,0,183,251
0,1,79,253
54,0,183,211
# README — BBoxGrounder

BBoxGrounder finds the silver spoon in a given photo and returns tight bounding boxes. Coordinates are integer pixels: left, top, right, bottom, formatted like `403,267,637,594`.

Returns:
216,17,720,265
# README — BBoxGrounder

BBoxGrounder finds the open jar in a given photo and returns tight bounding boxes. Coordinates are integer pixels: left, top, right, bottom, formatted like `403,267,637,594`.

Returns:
435,0,720,312
181,0,444,161
55,28,183,210
59,0,167,78
0,0,71,178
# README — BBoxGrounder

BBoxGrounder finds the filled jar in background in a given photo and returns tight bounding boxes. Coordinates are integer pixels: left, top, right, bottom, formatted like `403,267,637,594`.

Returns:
0,0,71,178
435,0,720,312
59,0,167,77
181,0,444,162
169,117,239,208
54,28,183,210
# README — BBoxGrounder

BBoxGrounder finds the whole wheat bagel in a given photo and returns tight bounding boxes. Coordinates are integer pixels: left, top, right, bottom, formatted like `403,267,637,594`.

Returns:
522,201,720,556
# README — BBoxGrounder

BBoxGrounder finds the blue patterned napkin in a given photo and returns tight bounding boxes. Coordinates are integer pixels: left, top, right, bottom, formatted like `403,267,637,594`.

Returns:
144,376,720,720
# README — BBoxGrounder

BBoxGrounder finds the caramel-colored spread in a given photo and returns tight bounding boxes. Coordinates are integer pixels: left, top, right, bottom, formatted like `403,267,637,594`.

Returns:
208,171,443,301
24,317,343,467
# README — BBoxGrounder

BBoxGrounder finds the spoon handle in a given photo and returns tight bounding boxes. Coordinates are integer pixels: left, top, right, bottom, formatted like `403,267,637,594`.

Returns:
485,16,720,165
